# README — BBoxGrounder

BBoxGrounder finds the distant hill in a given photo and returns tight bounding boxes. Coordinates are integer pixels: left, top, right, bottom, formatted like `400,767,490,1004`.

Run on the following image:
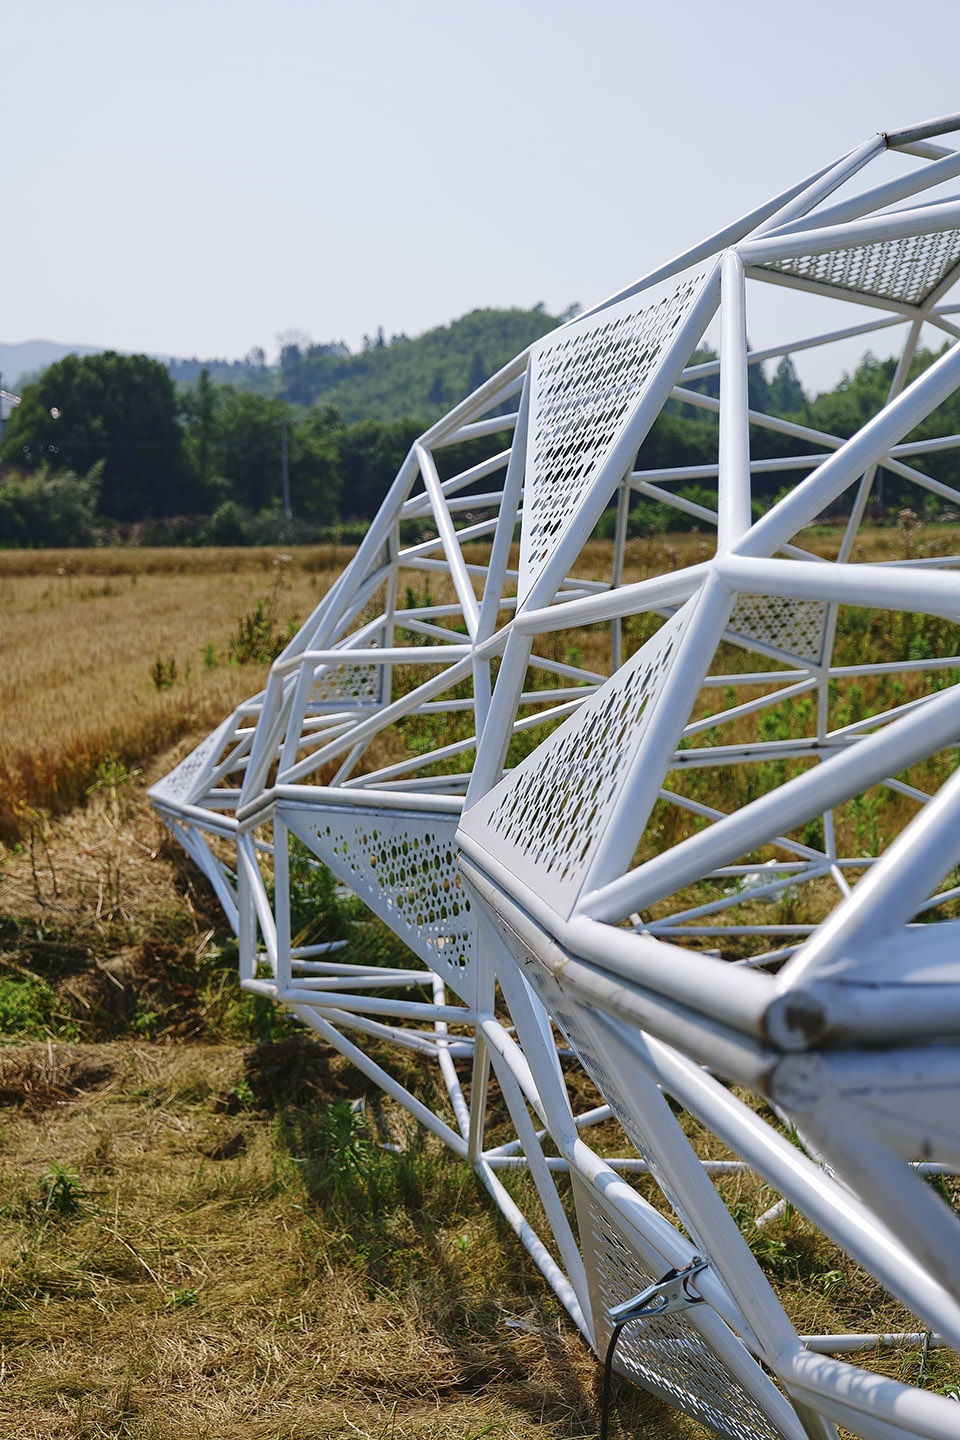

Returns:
271,307,569,424
0,340,112,390
3,304,573,423
168,306,572,424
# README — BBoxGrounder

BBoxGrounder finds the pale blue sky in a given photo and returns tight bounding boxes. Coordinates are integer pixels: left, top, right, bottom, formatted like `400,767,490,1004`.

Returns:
5,1,960,390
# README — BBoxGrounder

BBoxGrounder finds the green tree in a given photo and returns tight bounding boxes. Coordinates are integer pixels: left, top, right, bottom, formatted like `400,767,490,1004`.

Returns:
336,417,422,519
179,367,223,507
0,463,102,546
1,352,189,520
215,390,291,512
293,404,342,522
769,355,807,415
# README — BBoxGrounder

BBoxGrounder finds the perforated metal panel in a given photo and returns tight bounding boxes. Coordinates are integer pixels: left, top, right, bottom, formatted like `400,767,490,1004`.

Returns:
149,716,239,807
728,594,827,664
519,269,710,600
460,605,694,918
283,806,477,1001
310,661,385,708
759,228,960,306
572,1177,790,1440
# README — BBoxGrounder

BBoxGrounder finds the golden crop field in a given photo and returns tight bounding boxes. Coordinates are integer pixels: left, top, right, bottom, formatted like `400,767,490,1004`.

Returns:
0,535,706,841
0,545,355,841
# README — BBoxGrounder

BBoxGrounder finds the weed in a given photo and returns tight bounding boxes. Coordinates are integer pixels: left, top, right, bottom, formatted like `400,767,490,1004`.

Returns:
87,751,140,826
164,1285,199,1309
228,1077,256,1111
133,1006,159,1037
151,655,178,691
0,973,78,1041
38,1163,87,1218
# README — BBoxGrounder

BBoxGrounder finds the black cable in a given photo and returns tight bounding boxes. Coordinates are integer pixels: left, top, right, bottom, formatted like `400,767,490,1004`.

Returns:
598,1262,689,1440
599,1316,632,1440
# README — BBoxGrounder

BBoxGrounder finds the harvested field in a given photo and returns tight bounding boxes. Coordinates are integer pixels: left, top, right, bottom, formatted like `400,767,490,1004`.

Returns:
3,531,960,1437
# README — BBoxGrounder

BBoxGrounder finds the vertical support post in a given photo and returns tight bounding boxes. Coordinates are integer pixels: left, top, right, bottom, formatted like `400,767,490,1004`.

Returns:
273,815,292,995
718,251,752,550
467,1033,490,1165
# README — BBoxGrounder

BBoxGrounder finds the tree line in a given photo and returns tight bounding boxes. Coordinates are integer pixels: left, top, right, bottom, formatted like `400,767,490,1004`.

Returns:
1,321,957,549
0,353,427,546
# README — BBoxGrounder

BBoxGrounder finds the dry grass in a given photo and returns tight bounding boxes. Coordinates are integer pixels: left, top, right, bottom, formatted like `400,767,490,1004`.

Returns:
0,1030,708,1440
3,530,960,1436
0,546,353,840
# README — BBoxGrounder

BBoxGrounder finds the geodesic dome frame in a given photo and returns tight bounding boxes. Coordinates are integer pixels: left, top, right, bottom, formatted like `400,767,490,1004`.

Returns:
152,113,960,1440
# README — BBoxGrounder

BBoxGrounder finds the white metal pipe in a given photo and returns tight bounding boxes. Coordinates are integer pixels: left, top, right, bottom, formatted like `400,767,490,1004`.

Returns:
238,835,277,971
431,972,473,1140
279,645,474,670
475,1158,590,1339
741,197,960,268
752,133,886,236
458,859,778,1067
644,1037,960,1349
514,561,709,636
432,411,519,445
575,160,837,323
782,758,960,987
716,553,960,616
718,250,753,549
681,317,905,382
290,1005,467,1157
780,1345,960,1440
274,783,462,814
766,146,960,238
418,351,529,449
484,1042,591,1309
465,628,533,805
400,449,510,513
886,112,960,149
583,675,960,924
583,1010,807,1375
272,652,476,789
420,446,483,633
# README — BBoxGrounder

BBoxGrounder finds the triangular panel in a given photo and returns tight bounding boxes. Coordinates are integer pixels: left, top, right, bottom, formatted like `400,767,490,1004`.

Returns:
727,593,827,665
519,268,711,601
150,713,241,809
459,604,696,919
283,804,477,1003
759,227,960,306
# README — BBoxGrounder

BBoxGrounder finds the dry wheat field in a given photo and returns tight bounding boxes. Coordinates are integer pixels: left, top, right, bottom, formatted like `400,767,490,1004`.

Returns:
0,534,958,1439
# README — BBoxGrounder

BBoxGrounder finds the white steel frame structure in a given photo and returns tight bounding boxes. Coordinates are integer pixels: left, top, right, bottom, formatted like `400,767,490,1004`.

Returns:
152,115,960,1439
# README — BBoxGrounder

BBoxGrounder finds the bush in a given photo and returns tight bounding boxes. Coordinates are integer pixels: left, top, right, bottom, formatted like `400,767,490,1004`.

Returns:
0,464,101,547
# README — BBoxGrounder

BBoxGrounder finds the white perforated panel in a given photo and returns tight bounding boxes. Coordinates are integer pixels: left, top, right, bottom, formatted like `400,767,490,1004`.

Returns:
149,716,238,807
283,806,476,1002
760,229,960,306
459,606,694,918
310,661,384,708
728,594,827,663
519,270,710,601
572,1178,790,1440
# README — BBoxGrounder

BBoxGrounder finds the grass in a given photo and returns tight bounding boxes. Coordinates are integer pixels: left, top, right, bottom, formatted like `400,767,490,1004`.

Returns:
0,546,353,842
0,671,700,1437
3,529,960,1435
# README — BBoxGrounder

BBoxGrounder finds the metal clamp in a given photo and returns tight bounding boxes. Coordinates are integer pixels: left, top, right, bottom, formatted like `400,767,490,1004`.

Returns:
608,1255,709,1325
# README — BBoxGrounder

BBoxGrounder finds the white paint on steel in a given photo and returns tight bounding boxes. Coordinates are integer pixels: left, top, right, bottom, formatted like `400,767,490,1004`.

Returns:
151,116,960,1440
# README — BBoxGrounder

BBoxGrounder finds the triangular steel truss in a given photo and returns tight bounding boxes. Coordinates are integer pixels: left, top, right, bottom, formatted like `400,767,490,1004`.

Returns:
153,115,960,1440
